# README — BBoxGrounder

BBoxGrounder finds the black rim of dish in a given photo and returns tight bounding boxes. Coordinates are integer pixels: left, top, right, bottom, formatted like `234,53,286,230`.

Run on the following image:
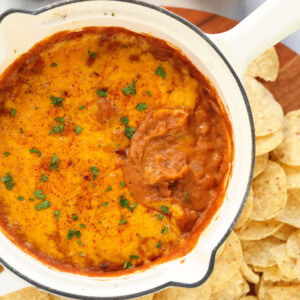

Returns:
0,0,255,299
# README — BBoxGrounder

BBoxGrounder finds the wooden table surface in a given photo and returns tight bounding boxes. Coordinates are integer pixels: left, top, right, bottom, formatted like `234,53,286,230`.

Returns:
166,7,300,114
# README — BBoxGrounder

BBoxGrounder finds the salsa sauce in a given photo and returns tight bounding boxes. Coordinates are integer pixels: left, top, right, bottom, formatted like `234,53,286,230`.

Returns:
0,27,233,276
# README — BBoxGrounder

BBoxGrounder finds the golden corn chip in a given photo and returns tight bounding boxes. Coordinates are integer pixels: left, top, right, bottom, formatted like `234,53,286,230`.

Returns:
273,110,300,166
270,244,299,279
235,188,253,230
209,232,242,289
286,229,300,259
273,224,296,241
254,265,294,282
254,153,268,178
275,190,300,228
251,160,287,221
244,76,283,137
236,219,283,241
255,129,283,156
241,236,283,267
216,242,225,259
240,257,260,284
153,281,211,300
265,283,300,300
240,297,258,300
245,47,279,81
134,295,154,300
210,271,249,300
0,287,50,300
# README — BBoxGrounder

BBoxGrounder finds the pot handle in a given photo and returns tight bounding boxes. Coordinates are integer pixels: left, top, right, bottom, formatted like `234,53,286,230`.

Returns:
0,266,30,296
207,0,300,78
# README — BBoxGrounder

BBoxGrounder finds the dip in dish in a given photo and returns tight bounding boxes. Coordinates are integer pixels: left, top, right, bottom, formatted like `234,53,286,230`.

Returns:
0,27,233,276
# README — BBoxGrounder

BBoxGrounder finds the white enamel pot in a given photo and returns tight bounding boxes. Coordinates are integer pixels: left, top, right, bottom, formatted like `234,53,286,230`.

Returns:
0,0,299,299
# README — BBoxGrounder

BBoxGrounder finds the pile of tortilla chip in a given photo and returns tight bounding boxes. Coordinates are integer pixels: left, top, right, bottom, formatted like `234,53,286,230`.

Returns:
0,48,299,300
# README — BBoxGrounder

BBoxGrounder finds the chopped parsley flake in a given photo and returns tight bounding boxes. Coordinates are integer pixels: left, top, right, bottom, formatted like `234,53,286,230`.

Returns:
123,261,132,269
2,173,16,190
11,108,16,117
98,221,102,224
156,241,162,248
17,196,24,201
34,189,46,199
67,229,81,240
88,50,96,59
130,255,139,259
119,195,137,212
122,79,136,96
75,125,83,135
40,174,48,182
49,124,64,135
120,181,125,187
112,12,115,16
50,153,59,171
120,218,127,225
125,126,136,139
161,226,168,234
101,202,108,207
79,224,86,228
4,151,10,157
167,90,172,94
121,116,129,126
29,198,35,202
160,205,169,214
120,45,125,49
146,91,152,97
35,200,51,210
77,240,83,246
79,105,85,110
105,186,112,192
136,103,147,112
96,89,107,97
90,166,99,180
79,251,83,256
72,214,78,221
54,210,60,221
29,147,41,157
155,66,166,79
157,214,164,221
50,95,64,107
56,117,64,123
51,63,57,67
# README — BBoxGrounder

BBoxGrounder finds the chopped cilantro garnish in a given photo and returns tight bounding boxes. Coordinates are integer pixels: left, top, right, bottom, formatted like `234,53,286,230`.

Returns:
90,166,99,180
79,251,83,256
67,229,81,240
105,186,112,192
167,90,172,94
49,124,64,135
50,153,59,171
120,181,125,187
119,195,137,212
11,108,16,117
29,198,35,202
54,210,60,221
50,95,64,107
112,12,115,16
156,241,162,248
96,89,107,97
155,66,166,79
79,105,85,110
121,116,129,126
2,173,16,190
136,103,147,112
98,221,102,224
130,255,139,259
157,214,164,221
102,202,108,207
88,50,96,59
40,174,48,182
35,200,51,210
17,196,24,201
122,79,136,96
79,224,86,228
29,147,41,157
146,91,152,97
160,205,169,214
34,189,46,199
72,214,78,221
120,218,127,225
51,63,57,67
123,261,132,269
56,117,64,123
77,240,83,246
4,151,10,157
120,45,125,49
161,226,168,234
75,125,83,135
125,126,136,139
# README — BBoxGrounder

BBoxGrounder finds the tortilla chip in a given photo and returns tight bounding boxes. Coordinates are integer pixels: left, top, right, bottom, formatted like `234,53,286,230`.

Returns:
240,257,260,284
0,287,50,300
210,271,249,300
266,284,300,300
273,110,300,166
256,129,283,156
152,282,211,300
246,47,279,81
244,76,283,137
254,153,268,178
216,242,225,259
270,244,299,279
235,188,253,230
135,295,154,300
286,229,300,259
241,236,283,267
275,190,300,228
251,160,287,221
273,224,296,241
209,232,242,289
240,297,258,300
236,219,283,240
254,265,295,282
